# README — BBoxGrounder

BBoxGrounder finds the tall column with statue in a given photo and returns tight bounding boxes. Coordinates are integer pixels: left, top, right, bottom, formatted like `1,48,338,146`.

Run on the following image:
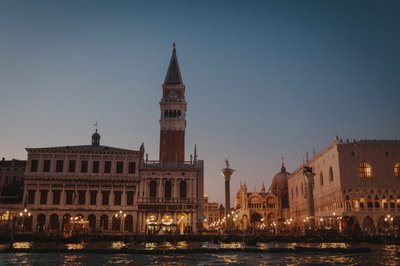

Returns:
303,166,316,232
221,159,234,233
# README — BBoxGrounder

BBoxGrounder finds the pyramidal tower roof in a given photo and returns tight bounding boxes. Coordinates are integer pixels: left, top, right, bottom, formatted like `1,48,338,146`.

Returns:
164,43,183,85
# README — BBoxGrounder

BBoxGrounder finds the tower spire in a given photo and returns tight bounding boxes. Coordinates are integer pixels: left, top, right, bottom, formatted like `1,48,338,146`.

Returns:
164,43,183,85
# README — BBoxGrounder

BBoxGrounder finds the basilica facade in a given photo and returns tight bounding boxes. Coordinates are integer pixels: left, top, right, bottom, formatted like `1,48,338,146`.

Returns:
233,164,290,234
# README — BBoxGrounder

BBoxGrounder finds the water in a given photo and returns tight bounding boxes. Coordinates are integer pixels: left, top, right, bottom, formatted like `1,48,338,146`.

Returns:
0,242,399,265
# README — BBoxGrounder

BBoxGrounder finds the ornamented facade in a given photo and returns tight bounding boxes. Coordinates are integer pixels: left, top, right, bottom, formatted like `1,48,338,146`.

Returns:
288,138,400,236
233,164,290,234
22,132,142,234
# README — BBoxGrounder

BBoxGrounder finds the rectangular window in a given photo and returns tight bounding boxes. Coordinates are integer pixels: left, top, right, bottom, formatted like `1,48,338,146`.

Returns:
81,160,88,173
114,191,122,205
126,191,134,206
116,162,123,174
66,190,74,205
90,191,97,205
102,191,110,205
5,176,9,184
104,161,112,174
78,190,86,205
12,176,16,184
43,160,51,172
52,190,61,205
93,161,100,173
30,160,38,172
40,190,48,204
56,160,64,173
27,190,35,204
68,160,76,173
128,162,136,174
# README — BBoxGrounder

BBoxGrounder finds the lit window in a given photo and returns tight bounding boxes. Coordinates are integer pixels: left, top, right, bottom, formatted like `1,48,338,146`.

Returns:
394,162,400,177
359,161,372,178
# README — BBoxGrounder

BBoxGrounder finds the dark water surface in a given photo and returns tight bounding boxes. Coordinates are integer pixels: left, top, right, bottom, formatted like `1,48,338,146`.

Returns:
0,242,399,265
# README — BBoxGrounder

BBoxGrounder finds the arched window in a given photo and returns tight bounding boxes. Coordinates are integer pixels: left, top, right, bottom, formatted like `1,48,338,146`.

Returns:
37,213,46,232
100,214,108,230
394,162,400,177
50,214,59,230
320,172,324,186
169,110,173,118
173,110,177,118
180,180,187,199
359,162,372,178
165,180,172,199
329,167,333,182
150,180,157,198
178,110,181,118
88,214,96,230
164,110,168,118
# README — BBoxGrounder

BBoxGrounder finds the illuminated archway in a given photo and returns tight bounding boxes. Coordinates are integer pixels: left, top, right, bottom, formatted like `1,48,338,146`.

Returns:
177,213,188,234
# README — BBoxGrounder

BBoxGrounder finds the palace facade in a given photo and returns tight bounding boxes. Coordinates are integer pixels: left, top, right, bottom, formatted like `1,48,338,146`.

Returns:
288,138,400,236
23,132,142,234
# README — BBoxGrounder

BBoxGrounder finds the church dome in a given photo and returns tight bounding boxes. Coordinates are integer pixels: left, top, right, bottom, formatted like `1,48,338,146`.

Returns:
269,163,290,208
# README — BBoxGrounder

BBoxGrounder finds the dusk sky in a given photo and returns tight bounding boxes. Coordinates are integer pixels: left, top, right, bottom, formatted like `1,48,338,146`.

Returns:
1,1,399,205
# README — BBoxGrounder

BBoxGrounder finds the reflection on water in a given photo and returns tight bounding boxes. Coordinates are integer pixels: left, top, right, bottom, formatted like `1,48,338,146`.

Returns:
110,241,128,250
66,243,87,250
0,242,399,266
144,242,158,250
219,242,245,249
12,241,32,249
319,242,349,249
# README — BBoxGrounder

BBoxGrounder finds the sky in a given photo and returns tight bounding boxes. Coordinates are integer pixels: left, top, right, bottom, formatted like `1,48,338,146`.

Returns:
1,0,399,205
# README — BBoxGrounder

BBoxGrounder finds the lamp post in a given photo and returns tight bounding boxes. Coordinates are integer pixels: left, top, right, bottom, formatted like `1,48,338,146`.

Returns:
19,208,32,232
115,210,127,233
384,214,394,236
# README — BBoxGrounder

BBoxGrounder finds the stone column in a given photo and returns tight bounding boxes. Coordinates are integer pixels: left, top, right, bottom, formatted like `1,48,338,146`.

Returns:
304,166,316,232
221,159,235,233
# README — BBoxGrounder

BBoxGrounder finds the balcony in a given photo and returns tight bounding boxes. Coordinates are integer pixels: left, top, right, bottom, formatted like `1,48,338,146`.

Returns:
138,197,197,204
141,160,200,170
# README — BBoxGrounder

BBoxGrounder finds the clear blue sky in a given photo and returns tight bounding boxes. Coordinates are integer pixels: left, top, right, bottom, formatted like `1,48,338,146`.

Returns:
1,0,399,205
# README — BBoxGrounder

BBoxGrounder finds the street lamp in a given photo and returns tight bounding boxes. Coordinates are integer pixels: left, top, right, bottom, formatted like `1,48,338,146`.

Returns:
384,214,394,236
19,208,32,232
115,210,127,233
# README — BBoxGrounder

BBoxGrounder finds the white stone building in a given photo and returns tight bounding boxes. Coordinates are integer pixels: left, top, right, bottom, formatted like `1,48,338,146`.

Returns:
288,138,400,236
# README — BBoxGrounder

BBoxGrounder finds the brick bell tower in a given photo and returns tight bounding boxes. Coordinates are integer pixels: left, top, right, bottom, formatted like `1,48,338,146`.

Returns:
159,43,186,163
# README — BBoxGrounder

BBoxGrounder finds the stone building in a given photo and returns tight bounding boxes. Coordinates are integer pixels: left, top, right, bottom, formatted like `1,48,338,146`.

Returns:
0,158,26,204
203,195,222,229
136,44,204,235
233,164,290,234
22,131,143,235
288,138,400,236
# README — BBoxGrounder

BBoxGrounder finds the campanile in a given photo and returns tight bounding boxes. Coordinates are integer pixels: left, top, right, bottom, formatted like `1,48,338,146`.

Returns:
159,44,186,163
